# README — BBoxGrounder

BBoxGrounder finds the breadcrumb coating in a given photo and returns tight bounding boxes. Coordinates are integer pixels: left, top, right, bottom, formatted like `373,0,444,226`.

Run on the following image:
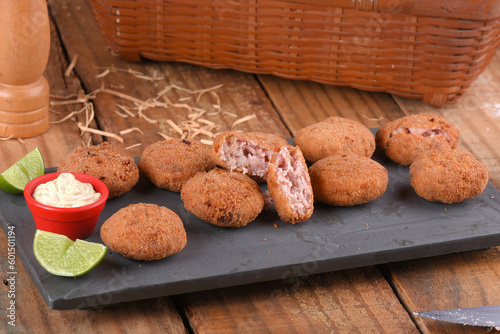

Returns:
410,149,488,203
58,142,139,198
181,168,264,228
309,155,388,206
139,139,216,192
101,203,187,261
294,117,375,163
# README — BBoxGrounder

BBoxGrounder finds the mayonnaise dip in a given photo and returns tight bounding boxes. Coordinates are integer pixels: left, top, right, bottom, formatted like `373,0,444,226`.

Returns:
33,173,101,208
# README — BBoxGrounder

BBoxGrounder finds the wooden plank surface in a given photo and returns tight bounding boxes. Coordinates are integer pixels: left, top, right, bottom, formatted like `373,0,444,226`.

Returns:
178,267,417,333
387,247,500,334
1,0,499,333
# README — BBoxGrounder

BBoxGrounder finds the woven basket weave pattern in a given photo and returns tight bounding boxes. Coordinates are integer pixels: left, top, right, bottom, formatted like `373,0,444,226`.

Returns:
89,0,500,106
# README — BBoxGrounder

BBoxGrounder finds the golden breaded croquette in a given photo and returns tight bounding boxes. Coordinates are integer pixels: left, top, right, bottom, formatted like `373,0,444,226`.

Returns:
139,139,216,192
267,145,314,224
58,142,139,198
211,131,290,182
410,149,488,203
376,113,459,166
100,203,187,261
309,155,388,206
294,116,375,163
181,168,264,228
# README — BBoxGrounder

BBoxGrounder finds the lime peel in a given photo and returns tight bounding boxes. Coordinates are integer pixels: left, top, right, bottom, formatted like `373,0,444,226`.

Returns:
33,230,107,277
0,148,45,194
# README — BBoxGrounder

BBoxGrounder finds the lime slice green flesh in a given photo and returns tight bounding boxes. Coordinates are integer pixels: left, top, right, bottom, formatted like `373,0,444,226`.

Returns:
33,230,107,277
0,148,45,194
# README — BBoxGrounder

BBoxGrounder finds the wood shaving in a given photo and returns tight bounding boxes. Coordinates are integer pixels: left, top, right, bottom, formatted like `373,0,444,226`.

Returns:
65,54,78,77
50,105,86,124
95,69,111,78
84,103,95,128
48,69,253,147
194,84,224,103
166,119,184,136
188,110,206,121
116,104,137,117
232,114,257,127
114,110,129,118
77,122,124,143
223,111,238,117
127,67,164,82
119,127,144,135
0,135,13,141
362,114,384,121
110,83,125,89
170,84,193,93
138,108,157,124
173,103,192,112
50,97,89,106
211,91,221,111
156,86,173,100
50,93,79,100
198,119,216,126
125,143,142,150
94,87,156,108
157,132,172,140
125,68,144,77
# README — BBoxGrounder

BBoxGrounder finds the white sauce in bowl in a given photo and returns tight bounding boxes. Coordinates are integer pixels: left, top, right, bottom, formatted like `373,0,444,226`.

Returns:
33,173,101,208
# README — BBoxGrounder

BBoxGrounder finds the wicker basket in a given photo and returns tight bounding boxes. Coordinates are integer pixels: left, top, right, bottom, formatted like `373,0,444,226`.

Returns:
88,0,500,107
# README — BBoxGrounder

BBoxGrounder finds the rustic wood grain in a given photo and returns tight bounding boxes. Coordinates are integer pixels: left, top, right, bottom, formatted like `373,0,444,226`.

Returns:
257,75,404,136
386,247,500,334
179,267,418,334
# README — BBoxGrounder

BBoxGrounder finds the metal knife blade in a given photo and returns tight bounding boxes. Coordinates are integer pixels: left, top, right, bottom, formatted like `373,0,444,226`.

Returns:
414,305,500,327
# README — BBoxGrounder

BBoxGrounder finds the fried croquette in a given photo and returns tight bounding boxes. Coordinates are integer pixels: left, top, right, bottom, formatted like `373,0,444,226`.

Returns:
58,142,139,198
139,139,216,192
410,149,488,204
267,145,314,224
294,117,375,163
181,168,264,228
309,155,388,206
211,131,290,182
376,113,459,166
100,203,187,261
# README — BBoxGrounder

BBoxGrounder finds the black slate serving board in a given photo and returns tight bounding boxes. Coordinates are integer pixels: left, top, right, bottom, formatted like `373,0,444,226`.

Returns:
1,137,500,310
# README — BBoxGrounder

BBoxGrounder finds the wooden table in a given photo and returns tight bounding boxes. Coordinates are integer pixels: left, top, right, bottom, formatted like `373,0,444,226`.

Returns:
1,1,500,333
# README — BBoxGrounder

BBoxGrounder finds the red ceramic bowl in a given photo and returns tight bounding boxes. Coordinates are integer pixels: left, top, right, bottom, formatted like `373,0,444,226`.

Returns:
24,172,109,240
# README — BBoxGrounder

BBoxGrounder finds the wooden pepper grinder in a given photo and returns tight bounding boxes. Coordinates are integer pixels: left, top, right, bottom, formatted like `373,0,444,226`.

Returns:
0,0,50,138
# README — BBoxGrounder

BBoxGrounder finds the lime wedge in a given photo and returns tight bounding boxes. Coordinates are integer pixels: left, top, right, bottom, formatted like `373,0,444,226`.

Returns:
0,148,45,194
33,230,107,277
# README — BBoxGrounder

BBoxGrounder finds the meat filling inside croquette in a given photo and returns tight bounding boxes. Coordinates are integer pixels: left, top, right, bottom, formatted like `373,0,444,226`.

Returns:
388,126,454,147
217,137,273,178
272,147,313,217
